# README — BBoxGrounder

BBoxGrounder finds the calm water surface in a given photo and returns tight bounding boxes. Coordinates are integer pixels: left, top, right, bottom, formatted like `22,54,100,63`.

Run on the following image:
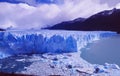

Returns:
81,35,120,66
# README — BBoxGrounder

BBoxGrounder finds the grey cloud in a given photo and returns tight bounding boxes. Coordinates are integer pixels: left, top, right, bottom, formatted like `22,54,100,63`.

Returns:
0,0,116,29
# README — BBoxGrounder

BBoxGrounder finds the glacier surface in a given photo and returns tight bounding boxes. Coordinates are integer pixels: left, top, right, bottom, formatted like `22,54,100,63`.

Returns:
0,30,117,59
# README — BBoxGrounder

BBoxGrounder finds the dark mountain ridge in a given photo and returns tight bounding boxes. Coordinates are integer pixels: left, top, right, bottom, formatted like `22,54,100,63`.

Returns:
46,8,120,33
0,28,5,31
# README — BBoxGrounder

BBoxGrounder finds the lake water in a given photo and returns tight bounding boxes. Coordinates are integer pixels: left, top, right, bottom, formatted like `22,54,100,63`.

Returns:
81,35,120,66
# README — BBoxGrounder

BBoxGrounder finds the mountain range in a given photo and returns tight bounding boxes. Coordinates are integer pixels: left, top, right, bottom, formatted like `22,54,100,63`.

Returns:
46,8,120,33
1,8,120,33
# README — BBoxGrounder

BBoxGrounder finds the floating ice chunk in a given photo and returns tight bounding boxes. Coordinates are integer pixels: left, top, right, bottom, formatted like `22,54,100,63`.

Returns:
94,65,105,73
104,63,120,70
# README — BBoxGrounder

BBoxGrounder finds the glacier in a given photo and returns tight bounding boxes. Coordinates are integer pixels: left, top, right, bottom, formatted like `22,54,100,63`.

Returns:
0,30,117,59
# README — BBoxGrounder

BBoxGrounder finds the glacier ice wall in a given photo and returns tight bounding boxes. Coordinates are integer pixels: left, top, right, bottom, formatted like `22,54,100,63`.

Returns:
0,30,117,58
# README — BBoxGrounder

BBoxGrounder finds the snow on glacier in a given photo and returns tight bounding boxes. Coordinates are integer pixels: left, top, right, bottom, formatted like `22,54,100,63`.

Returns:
0,30,117,59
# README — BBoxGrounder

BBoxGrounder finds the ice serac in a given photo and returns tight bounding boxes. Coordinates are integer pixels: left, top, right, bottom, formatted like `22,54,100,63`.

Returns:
0,30,117,59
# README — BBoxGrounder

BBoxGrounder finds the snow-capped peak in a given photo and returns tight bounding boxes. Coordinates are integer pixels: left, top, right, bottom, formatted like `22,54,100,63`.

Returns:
96,8,118,16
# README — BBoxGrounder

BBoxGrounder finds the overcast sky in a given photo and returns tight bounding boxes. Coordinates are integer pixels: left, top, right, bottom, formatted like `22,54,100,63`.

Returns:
0,0,120,29
100,0,120,6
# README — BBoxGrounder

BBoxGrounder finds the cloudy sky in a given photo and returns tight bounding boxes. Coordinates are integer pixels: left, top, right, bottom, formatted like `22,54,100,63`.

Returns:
0,0,120,29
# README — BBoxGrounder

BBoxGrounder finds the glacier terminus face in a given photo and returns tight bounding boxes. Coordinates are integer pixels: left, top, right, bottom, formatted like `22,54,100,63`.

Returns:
0,30,117,59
